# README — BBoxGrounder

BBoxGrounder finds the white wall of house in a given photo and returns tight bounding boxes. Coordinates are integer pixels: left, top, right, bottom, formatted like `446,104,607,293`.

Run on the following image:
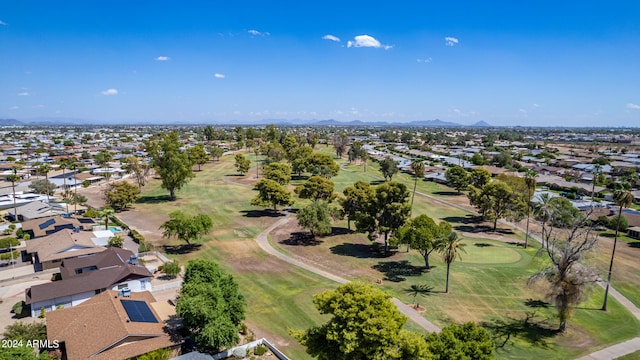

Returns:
30,290,94,317
110,278,152,293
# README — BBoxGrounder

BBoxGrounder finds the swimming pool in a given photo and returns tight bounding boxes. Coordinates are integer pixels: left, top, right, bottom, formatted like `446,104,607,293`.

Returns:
109,226,123,233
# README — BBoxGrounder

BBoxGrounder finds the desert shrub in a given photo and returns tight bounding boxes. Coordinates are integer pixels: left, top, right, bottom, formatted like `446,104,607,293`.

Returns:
608,215,629,232
254,345,268,356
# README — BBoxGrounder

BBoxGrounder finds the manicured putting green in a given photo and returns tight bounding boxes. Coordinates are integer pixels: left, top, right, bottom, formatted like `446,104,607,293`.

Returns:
459,239,522,264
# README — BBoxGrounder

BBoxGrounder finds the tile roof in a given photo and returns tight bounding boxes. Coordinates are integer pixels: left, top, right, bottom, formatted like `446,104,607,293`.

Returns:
46,290,177,360
21,216,90,238
25,228,104,263
59,247,136,279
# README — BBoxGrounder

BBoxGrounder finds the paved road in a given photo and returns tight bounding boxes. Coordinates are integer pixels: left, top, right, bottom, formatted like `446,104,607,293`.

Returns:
254,213,441,333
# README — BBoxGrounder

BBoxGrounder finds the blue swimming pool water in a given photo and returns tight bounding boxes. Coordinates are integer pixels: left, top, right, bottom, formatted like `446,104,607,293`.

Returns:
109,226,123,233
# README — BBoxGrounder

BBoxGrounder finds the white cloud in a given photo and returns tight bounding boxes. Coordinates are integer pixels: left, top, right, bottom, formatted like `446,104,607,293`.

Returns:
155,56,170,61
17,92,30,96
533,103,540,108
416,57,432,63
322,34,340,42
445,36,459,46
248,29,269,36
0,20,7,26
626,103,640,110
347,35,392,50
101,88,118,96
214,73,225,79
10,106,19,110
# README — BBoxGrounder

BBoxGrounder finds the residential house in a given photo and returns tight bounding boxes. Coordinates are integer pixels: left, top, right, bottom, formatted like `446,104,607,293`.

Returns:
7,200,67,221
25,228,105,271
21,215,94,239
628,226,640,240
25,247,153,317
46,290,178,360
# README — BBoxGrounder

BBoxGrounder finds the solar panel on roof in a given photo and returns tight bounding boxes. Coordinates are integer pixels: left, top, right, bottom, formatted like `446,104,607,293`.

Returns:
120,300,158,323
38,218,56,230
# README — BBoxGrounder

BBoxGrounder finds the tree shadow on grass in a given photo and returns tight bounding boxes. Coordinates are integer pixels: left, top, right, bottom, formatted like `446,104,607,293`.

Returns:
434,191,461,196
369,180,386,185
474,243,493,247
330,242,392,259
482,310,559,350
163,244,202,255
280,232,322,246
137,194,173,204
240,209,286,218
330,227,354,236
372,260,428,282
627,241,640,249
443,215,484,232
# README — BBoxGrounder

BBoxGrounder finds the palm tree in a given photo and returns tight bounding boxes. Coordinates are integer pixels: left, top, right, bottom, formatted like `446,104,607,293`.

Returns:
404,284,433,310
56,158,69,213
410,160,425,213
534,192,554,249
439,231,466,293
38,163,52,203
602,181,634,311
67,159,79,213
523,170,537,249
6,173,21,221
99,207,115,231
591,163,602,200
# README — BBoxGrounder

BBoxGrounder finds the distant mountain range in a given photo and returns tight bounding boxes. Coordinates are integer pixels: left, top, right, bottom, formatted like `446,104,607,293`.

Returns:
0,117,493,127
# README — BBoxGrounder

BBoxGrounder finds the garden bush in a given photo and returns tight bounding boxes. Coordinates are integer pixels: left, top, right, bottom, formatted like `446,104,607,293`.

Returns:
254,345,267,356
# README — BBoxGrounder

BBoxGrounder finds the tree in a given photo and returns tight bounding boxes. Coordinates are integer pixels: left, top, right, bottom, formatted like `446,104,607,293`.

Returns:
523,170,537,249
602,180,635,311
263,162,291,185
203,125,216,141
104,181,140,211
440,232,465,293
123,156,150,190
37,163,53,202
282,135,299,158
94,150,113,182
347,141,364,164
98,206,115,230
162,260,181,279
67,159,81,212
445,166,470,194
340,181,374,231
250,178,293,211
208,146,224,161
147,132,195,200
56,157,71,213
529,206,597,332
160,211,213,245
297,201,333,237
469,181,516,231
188,143,209,171
289,146,313,176
28,179,56,197
6,173,20,220
395,215,453,269
295,176,335,202
469,168,492,189
291,282,430,360
533,192,554,249
107,235,124,248
379,156,399,181
177,259,245,351
261,141,286,163
234,154,251,175
409,160,425,212
332,134,349,158
355,181,411,253
470,152,487,166
426,322,494,360
306,153,339,178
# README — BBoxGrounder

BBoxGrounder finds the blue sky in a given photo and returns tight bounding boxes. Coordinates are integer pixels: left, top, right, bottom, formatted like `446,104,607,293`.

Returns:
2,1,639,126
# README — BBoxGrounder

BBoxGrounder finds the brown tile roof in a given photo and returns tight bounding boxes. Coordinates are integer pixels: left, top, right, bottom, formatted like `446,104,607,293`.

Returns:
59,247,136,279
25,261,152,305
21,216,89,238
46,290,177,360
25,229,104,264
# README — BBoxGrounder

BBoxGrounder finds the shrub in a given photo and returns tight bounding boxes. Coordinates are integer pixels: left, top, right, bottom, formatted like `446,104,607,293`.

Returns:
138,240,153,253
9,224,16,230
239,322,248,335
0,250,19,261
162,261,180,279
16,228,23,238
608,215,629,232
22,234,30,241
39,307,46,318
84,208,99,218
12,301,25,317
232,347,247,359
254,345,268,356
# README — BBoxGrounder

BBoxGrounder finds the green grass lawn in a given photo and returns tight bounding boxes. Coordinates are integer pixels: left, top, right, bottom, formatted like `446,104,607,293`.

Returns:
131,150,639,359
